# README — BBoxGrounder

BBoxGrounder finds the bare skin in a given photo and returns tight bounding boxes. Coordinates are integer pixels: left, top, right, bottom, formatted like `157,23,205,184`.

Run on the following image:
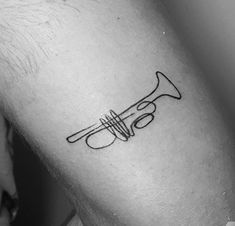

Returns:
163,0,235,114
0,1,234,225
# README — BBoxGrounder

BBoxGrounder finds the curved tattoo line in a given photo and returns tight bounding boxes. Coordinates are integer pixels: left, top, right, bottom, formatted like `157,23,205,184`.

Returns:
66,71,182,150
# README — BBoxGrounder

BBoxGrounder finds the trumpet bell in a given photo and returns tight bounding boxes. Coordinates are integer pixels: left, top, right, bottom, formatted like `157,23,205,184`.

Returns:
153,71,182,101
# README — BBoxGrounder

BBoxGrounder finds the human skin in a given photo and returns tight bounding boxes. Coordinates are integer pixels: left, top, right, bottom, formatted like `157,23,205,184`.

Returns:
0,0,234,225
162,0,235,113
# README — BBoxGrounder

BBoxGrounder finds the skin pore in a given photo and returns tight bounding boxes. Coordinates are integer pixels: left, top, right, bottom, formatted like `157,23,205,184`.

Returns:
0,0,234,225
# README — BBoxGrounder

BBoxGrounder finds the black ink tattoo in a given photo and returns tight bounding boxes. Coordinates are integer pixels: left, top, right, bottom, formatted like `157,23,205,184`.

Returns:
66,71,182,150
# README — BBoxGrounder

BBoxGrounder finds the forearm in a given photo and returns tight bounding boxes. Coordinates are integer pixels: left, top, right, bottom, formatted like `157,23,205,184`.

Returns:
0,1,234,225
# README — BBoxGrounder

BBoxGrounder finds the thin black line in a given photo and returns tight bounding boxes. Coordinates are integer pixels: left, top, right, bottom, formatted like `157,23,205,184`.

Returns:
66,71,182,150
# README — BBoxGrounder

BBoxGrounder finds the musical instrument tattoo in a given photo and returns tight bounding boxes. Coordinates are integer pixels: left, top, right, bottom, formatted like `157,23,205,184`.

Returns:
66,71,182,150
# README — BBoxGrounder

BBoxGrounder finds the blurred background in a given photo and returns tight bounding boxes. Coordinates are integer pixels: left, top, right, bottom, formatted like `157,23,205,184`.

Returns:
12,134,73,226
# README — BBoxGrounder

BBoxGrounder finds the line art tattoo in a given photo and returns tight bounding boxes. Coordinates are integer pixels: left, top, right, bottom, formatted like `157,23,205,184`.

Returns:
66,71,182,150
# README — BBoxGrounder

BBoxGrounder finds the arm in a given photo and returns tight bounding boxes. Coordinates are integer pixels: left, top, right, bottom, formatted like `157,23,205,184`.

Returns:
0,1,234,225
162,0,235,112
